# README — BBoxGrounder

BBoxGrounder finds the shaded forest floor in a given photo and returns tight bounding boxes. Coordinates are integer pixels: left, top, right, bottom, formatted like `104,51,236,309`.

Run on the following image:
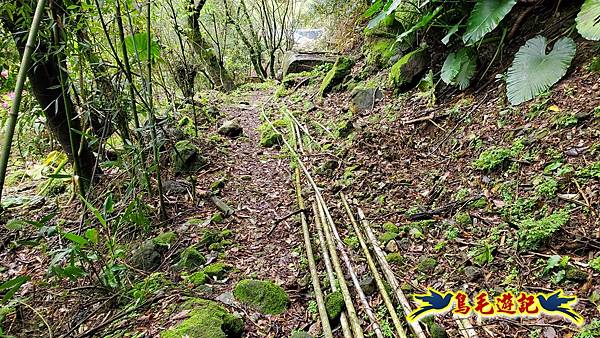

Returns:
1,43,600,338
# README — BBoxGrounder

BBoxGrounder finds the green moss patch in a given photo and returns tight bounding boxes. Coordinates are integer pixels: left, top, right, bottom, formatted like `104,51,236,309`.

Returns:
177,246,206,271
388,47,429,90
325,291,344,321
319,56,354,96
153,231,177,247
258,120,286,147
160,298,243,338
233,279,289,315
203,263,232,279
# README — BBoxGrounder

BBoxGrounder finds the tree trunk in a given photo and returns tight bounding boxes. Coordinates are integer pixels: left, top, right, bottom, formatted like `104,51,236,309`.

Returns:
2,13,97,185
188,0,234,91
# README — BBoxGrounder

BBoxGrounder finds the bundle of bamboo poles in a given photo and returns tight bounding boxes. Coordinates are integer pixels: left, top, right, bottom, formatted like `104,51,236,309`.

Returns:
264,107,479,338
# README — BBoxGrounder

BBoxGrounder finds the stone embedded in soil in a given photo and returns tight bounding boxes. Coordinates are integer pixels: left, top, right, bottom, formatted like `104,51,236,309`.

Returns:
159,298,243,338
325,291,344,321
385,239,399,252
359,275,376,296
130,232,178,271
233,279,289,315
349,84,383,113
565,266,588,283
417,256,437,273
172,140,208,174
218,120,243,137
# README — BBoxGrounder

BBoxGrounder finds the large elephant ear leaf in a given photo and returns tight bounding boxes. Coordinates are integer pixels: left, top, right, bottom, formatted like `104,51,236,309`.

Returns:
441,48,477,90
506,36,576,105
576,0,600,41
463,0,517,45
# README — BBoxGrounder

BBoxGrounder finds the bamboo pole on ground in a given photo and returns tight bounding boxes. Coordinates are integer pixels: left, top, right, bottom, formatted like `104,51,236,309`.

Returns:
356,208,427,338
340,193,408,338
317,196,384,338
315,201,365,338
313,203,354,338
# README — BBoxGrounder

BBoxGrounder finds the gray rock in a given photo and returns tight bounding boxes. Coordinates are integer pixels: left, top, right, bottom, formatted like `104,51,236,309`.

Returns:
162,180,191,195
216,291,236,307
217,120,243,137
359,275,376,296
464,266,481,282
281,51,336,77
385,239,399,253
130,241,161,271
389,46,430,91
350,85,383,113
172,140,208,174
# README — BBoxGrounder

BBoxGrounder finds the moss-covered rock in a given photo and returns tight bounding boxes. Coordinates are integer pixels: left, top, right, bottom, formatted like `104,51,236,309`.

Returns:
217,120,243,137
203,263,232,279
386,253,405,265
187,271,209,286
177,246,207,271
565,266,588,283
379,231,398,244
153,231,178,247
455,212,472,226
258,120,286,147
233,279,289,315
160,298,243,338
319,56,355,96
423,317,447,338
417,256,437,273
290,331,312,338
365,39,398,68
325,291,345,321
388,46,429,91
172,140,208,174
130,232,178,271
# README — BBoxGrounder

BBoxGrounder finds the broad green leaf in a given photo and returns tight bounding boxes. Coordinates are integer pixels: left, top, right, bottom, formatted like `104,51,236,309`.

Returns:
363,0,384,19
5,219,25,231
463,0,516,45
367,0,402,29
0,275,29,303
63,233,88,246
124,32,160,61
85,228,99,245
441,48,477,90
442,22,461,45
396,6,442,42
576,0,600,41
507,36,576,105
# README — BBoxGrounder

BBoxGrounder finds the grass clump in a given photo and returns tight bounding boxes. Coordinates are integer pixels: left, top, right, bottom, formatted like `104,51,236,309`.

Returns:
575,320,600,338
233,279,289,315
517,209,570,250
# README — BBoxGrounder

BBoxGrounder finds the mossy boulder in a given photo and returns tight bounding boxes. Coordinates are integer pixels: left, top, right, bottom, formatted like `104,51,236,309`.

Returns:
319,56,355,96
177,246,207,271
233,279,289,315
365,39,399,68
130,232,178,271
203,263,232,279
172,140,208,174
187,271,209,286
325,291,344,321
160,298,243,338
217,120,243,137
258,120,285,147
388,46,429,91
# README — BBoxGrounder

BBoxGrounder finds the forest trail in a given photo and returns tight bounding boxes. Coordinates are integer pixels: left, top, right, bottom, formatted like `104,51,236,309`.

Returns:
196,91,309,335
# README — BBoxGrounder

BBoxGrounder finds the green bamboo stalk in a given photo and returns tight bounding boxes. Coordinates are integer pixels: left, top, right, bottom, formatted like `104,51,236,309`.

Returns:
294,168,333,338
0,0,48,204
312,202,354,338
341,192,408,338
145,1,167,219
356,207,427,338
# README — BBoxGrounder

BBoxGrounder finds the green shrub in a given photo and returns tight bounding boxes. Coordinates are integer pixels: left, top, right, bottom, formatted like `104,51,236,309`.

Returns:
517,209,570,250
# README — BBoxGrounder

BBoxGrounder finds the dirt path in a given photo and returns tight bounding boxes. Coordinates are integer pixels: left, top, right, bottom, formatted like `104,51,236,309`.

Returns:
206,92,309,336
